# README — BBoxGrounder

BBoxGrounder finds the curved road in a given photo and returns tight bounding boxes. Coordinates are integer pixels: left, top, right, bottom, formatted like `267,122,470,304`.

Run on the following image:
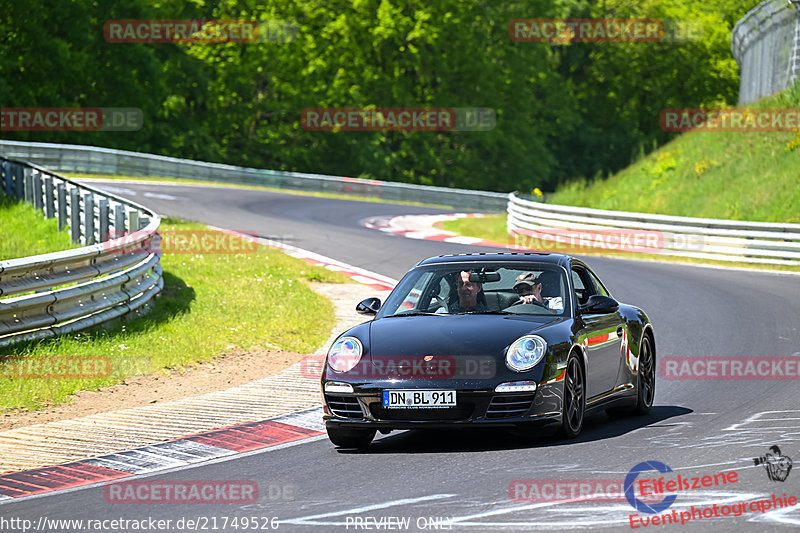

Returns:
4,181,800,532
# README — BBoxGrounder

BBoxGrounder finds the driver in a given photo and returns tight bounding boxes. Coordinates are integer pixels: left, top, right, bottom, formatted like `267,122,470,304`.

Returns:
513,272,563,312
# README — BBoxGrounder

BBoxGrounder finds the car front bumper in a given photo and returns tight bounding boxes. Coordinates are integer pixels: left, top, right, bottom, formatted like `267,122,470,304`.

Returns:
322,380,565,429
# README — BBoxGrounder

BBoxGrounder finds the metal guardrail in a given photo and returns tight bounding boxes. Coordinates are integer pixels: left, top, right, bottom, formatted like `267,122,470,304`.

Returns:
0,140,509,212
732,0,800,104
507,193,800,266
0,156,163,349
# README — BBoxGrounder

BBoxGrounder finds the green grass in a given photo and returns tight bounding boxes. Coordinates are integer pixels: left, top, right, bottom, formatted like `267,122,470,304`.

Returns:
0,217,350,412
441,215,511,244
66,173,453,210
0,194,78,259
547,84,800,223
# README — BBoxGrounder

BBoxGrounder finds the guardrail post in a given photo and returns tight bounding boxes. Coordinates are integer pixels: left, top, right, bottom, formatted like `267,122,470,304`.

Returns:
14,163,24,201
24,167,33,203
84,192,95,245
98,198,110,242
57,183,67,231
114,203,126,235
70,188,81,243
127,210,140,232
44,176,55,219
33,171,44,213
1,161,9,197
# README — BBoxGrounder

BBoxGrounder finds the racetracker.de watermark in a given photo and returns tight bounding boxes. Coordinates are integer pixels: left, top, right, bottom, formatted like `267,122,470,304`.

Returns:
511,228,664,253
104,19,297,44
0,108,142,131
509,19,703,43
659,357,800,380
510,228,705,254
104,480,258,504
0,356,112,379
303,354,496,379
301,107,496,132
104,230,259,255
105,20,256,43
509,479,662,503
661,108,800,132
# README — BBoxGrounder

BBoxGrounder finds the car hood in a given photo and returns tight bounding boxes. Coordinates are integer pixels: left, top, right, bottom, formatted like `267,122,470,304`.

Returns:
368,314,560,358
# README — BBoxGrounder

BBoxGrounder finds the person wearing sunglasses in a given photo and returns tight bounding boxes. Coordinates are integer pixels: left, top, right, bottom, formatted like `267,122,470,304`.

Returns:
512,272,563,312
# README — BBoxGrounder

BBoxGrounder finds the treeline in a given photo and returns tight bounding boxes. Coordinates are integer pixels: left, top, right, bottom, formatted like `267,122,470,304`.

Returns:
0,0,760,192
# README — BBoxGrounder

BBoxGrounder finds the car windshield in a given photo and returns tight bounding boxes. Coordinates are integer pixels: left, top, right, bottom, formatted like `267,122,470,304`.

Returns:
380,263,570,317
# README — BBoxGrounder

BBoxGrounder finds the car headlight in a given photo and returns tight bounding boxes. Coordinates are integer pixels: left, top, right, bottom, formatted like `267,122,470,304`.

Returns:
327,336,363,373
505,335,547,372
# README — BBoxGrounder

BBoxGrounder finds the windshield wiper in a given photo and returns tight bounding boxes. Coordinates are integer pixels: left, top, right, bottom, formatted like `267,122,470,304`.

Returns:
461,310,514,315
387,311,441,317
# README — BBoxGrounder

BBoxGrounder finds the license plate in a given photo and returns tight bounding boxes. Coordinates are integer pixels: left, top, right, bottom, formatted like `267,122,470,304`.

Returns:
382,390,456,409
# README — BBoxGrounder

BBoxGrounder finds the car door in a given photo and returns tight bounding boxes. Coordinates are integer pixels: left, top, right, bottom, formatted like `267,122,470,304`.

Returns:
571,265,624,399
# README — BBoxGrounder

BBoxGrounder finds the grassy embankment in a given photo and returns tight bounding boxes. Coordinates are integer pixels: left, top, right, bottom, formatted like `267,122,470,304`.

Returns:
443,84,800,271
0,200,348,412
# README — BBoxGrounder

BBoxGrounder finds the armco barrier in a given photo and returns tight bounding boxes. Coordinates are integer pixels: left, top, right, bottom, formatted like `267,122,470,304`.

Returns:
732,0,800,104
0,156,162,349
0,141,509,212
507,193,800,266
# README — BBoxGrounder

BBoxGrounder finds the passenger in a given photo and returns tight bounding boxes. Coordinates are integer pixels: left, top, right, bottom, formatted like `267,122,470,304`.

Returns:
450,270,491,313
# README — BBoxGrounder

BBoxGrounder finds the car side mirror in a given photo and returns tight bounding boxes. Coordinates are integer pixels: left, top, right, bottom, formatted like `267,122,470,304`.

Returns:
356,297,382,315
579,295,619,315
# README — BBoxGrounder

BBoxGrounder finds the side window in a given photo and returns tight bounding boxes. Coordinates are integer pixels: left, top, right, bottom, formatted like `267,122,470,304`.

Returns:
572,266,601,306
585,269,609,297
571,269,589,305
434,276,452,309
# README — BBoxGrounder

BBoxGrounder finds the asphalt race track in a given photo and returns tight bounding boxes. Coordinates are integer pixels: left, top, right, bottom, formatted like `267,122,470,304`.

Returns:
3,181,800,532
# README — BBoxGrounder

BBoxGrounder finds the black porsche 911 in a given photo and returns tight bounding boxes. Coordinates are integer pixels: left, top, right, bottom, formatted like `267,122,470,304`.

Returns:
320,253,655,448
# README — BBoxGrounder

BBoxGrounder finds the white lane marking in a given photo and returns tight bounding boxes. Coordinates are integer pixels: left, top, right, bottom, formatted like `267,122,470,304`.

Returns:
444,236,486,244
278,490,768,529
623,411,800,451
724,410,800,431
143,192,178,200
92,185,138,195
761,504,800,526
281,493,457,525
533,460,743,478
447,490,764,528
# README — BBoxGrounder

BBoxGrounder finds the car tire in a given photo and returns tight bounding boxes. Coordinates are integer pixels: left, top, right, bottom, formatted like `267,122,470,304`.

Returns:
632,334,655,415
605,334,655,417
326,426,376,449
560,354,585,439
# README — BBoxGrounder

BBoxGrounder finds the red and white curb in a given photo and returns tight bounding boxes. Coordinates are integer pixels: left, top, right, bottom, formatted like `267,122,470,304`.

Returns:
364,213,508,247
0,408,324,502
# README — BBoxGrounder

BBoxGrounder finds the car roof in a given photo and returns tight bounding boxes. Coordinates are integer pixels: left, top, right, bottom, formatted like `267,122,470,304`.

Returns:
415,252,572,268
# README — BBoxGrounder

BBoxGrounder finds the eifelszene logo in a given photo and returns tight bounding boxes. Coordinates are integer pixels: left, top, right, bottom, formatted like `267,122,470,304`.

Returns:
624,461,677,514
